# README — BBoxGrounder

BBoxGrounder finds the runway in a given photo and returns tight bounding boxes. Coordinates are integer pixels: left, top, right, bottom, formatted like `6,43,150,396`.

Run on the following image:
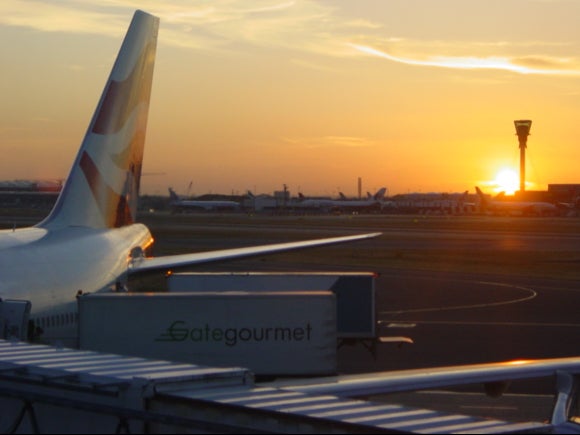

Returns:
3,210,580,380
348,269,580,375
137,212,580,378
2,210,579,421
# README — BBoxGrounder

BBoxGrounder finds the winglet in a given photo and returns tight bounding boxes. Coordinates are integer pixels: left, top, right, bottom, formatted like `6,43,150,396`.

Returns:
39,10,159,229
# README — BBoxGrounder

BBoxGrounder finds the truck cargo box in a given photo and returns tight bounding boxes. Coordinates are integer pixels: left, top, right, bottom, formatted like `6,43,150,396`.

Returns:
79,291,336,376
167,272,376,339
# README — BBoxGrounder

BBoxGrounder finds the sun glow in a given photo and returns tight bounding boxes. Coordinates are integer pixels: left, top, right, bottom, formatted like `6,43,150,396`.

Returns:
493,169,519,195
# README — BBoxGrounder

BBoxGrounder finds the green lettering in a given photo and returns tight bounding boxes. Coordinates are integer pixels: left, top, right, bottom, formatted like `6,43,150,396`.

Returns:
239,328,252,341
155,320,188,342
274,327,291,341
225,328,237,346
212,328,223,341
253,328,264,341
293,328,305,341
190,328,203,342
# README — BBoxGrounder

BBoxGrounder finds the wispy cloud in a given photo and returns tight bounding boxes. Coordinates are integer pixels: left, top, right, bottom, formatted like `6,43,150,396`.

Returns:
0,0,130,35
0,1,359,55
2,0,580,77
284,136,377,149
351,43,580,76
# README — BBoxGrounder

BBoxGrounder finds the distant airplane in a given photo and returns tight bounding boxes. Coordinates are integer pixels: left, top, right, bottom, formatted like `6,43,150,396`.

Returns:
295,193,337,211
475,186,559,216
0,10,380,346
295,188,388,213
334,188,387,211
459,190,476,207
168,187,241,212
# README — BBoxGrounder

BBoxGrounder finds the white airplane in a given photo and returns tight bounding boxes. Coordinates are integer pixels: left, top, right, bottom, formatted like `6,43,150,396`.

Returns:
475,186,559,216
335,188,387,210
295,188,387,212
0,10,380,346
295,193,337,210
168,187,241,212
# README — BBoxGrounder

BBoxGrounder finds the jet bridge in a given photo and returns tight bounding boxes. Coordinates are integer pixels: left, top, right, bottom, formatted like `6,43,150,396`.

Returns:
1,339,579,433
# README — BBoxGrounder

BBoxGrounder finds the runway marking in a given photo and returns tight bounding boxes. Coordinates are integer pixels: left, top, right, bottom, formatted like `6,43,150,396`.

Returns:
380,282,537,315
378,320,580,328
385,323,417,328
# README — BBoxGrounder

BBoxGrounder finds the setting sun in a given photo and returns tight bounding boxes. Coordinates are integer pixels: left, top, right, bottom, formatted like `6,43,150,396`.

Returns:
493,169,519,195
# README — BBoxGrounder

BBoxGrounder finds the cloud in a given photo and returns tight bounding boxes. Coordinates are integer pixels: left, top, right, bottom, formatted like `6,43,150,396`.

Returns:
0,1,128,35
0,0,361,56
284,136,377,149
351,43,580,76
2,0,580,77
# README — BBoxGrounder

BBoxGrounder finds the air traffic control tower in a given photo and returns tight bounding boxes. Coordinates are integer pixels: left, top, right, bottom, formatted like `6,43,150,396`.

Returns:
514,119,532,193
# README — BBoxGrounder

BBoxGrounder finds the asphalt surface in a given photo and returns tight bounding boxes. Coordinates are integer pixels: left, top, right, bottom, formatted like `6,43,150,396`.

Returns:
4,210,580,376
135,212,580,377
3,210,580,420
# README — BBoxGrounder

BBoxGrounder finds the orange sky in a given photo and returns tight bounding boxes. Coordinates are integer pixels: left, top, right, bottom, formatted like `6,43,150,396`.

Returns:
1,1,580,197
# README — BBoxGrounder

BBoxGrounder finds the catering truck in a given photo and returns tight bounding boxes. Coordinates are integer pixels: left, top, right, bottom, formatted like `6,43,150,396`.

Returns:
167,272,377,340
166,272,412,350
79,291,337,376
79,271,411,376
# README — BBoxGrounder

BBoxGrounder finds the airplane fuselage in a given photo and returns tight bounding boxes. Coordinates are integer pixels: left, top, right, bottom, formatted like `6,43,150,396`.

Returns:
486,201,557,216
172,200,241,211
0,223,152,343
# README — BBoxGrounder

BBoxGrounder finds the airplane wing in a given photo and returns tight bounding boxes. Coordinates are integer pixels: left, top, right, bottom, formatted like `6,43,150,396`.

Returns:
129,232,381,273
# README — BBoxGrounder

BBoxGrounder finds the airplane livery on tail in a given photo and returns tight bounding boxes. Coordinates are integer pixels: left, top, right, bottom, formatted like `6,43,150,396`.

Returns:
42,10,158,230
0,10,379,345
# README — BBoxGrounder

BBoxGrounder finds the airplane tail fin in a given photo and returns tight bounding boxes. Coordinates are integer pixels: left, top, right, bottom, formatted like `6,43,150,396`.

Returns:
374,187,387,201
475,186,488,210
39,10,159,229
339,192,347,200
168,187,179,202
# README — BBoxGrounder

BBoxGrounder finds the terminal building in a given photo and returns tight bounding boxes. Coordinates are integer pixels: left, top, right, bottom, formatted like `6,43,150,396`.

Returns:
548,184,580,205
0,180,61,210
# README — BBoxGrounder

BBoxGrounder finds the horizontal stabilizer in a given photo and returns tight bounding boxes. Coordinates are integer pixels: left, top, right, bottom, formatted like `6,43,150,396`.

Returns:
129,232,381,273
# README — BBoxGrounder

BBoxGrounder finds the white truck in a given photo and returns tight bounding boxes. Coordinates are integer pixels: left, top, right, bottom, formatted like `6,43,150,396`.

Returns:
167,272,377,340
79,291,337,376
79,271,411,376
166,272,412,351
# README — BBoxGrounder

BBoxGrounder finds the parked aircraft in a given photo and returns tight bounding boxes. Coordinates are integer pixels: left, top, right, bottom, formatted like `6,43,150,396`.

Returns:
294,193,337,211
338,188,385,202
168,187,241,212
475,186,559,216
0,10,380,346
334,188,387,212
295,188,388,213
